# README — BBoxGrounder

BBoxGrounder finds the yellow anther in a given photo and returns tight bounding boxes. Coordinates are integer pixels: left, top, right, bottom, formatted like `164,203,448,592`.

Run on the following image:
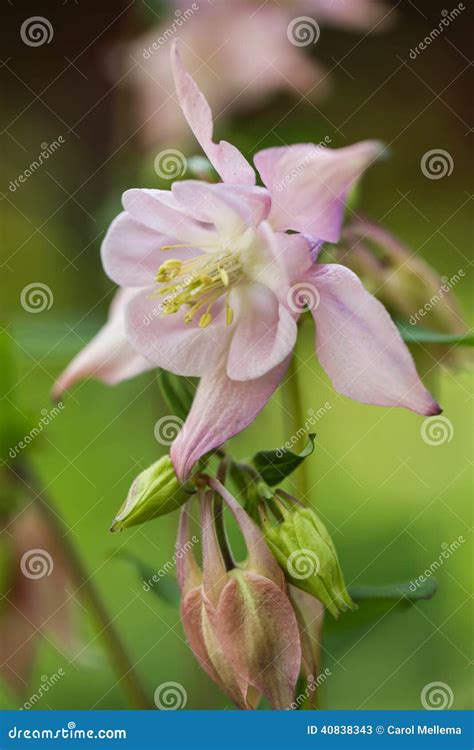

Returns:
199,312,213,328
161,243,191,251
199,274,214,285
154,248,243,326
219,268,229,287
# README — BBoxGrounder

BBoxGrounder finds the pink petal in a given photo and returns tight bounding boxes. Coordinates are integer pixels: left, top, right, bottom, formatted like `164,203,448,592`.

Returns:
172,181,271,232
170,40,255,186
52,289,153,398
122,188,216,248
252,225,313,303
171,355,290,480
227,284,297,381
304,0,395,31
179,576,251,707
101,211,196,288
125,289,230,376
307,264,441,415
216,570,301,710
254,141,383,242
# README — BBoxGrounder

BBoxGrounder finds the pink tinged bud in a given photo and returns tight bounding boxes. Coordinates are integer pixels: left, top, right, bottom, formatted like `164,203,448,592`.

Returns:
176,485,302,709
290,586,325,689
216,569,301,710
343,219,466,336
177,499,251,708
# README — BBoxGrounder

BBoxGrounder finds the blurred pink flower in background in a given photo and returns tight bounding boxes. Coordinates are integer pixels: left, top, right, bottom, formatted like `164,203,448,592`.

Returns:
120,0,393,149
0,506,77,694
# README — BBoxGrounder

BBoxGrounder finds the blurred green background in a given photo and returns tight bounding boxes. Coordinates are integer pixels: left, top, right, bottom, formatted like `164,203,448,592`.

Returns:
1,0,472,710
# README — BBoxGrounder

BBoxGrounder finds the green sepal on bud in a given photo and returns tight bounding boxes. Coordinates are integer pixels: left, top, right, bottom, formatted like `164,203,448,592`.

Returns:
110,455,192,532
263,505,355,617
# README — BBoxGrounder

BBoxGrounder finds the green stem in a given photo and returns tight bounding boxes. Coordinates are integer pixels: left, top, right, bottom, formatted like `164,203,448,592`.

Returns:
17,462,152,709
284,355,311,502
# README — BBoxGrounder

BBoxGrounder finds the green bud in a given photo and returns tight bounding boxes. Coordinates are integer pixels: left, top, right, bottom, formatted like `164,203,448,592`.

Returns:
111,456,191,532
263,505,355,617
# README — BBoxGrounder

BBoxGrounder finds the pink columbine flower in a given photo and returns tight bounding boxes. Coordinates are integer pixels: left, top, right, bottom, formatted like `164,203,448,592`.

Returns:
55,40,440,480
176,481,301,709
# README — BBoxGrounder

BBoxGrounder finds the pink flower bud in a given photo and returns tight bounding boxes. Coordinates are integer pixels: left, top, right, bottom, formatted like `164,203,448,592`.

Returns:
176,482,302,709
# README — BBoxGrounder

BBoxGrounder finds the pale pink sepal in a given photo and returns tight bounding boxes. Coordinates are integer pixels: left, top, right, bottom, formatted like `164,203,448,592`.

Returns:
254,140,383,243
170,355,291,481
52,289,153,399
170,40,256,186
306,264,441,415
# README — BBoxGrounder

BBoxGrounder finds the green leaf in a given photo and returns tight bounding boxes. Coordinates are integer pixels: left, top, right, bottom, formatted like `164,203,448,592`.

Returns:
110,550,180,607
349,578,437,602
323,578,438,649
157,370,198,422
251,434,316,486
397,323,474,347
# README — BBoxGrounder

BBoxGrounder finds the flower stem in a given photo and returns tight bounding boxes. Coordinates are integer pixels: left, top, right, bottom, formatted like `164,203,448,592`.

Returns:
285,353,311,502
16,461,153,709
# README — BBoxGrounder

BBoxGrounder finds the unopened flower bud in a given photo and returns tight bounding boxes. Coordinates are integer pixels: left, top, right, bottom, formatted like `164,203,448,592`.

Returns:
263,505,355,617
111,455,191,532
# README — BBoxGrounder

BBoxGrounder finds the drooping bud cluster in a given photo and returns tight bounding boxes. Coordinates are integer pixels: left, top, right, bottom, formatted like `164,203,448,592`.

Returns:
109,453,354,709
177,480,302,709
340,219,468,348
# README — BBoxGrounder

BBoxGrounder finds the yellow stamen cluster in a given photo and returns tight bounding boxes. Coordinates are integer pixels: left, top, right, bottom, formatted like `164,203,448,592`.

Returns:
155,247,242,328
